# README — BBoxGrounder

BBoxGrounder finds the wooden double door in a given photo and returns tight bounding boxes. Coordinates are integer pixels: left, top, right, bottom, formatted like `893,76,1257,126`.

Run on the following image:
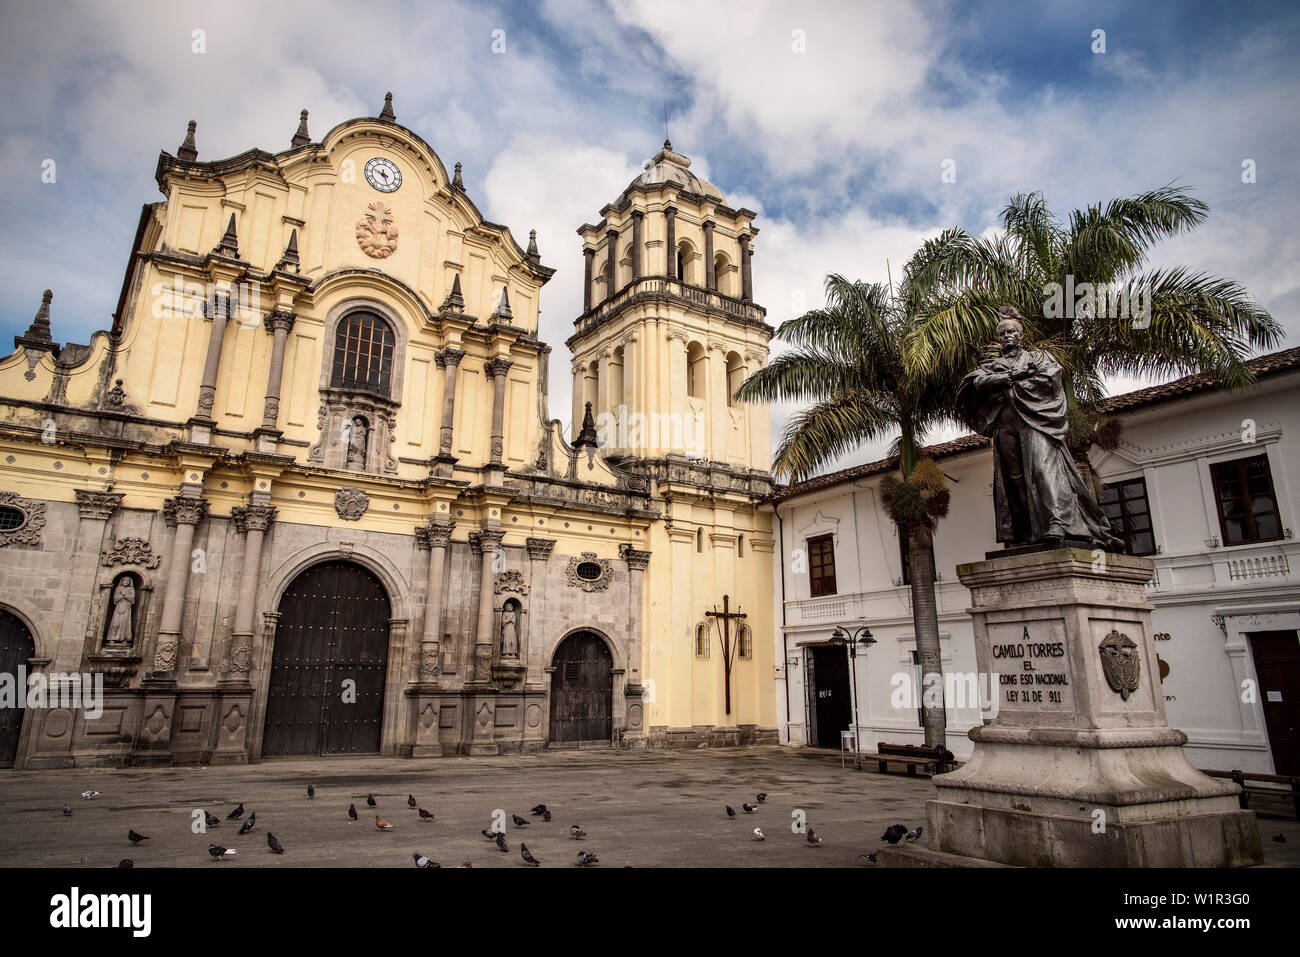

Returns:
1249,631,1300,775
0,610,34,767
549,631,613,748
807,644,851,749
262,562,391,757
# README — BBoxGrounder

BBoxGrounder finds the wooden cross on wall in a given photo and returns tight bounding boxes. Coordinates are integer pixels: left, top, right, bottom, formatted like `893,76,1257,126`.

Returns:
706,595,746,716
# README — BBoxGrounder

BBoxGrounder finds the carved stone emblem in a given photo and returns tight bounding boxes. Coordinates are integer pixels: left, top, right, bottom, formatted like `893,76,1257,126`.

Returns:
229,634,252,675
334,487,370,521
494,570,528,595
474,649,492,681
102,536,161,569
419,645,439,680
565,551,614,592
355,201,399,259
153,636,178,673
1099,629,1141,700
0,491,46,547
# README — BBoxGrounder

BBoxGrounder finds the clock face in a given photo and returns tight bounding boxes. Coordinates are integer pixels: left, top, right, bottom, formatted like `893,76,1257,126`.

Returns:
364,157,402,193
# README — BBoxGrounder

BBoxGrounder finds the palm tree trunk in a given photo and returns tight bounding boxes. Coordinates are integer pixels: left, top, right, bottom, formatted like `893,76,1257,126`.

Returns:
907,521,946,749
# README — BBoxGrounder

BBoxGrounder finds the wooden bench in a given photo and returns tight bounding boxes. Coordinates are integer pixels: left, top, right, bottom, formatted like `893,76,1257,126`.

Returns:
1204,769,1300,820
861,742,957,777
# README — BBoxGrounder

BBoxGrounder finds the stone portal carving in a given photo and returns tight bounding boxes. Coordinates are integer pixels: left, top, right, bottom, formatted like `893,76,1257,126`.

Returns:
102,536,161,569
494,570,528,595
356,202,399,259
334,487,370,521
565,551,614,592
0,491,46,547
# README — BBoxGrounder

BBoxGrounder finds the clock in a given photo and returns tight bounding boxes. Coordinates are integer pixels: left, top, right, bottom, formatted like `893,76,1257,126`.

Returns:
364,157,402,193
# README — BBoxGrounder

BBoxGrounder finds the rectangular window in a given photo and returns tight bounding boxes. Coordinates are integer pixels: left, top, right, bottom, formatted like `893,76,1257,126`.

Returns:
898,527,937,586
1099,477,1156,556
808,534,837,597
1211,454,1283,546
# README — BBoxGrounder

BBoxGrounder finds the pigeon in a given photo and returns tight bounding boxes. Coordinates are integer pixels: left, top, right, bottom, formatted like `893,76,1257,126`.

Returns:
226,803,245,820
570,825,586,840
412,852,440,868
62,804,72,817
742,802,758,813
458,860,473,868
366,794,377,808
512,814,529,828
81,790,101,800
725,805,736,819
348,803,358,822
208,843,235,860
531,804,549,816
753,827,765,841
495,833,508,853
881,824,908,845
520,842,540,866
1273,833,1287,843
204,811,221,828
408,794,418,809
756,793,768,803
806,828,823,847
238,813,256,835
542,809,551,822
859,852,878,864
576,851,599,866
905,825,923,843
267,832,285,854
307,784,315,800
418,807,435,821
481,828,497,841
116,859,133,869
128,830,149,845
376,816,395,830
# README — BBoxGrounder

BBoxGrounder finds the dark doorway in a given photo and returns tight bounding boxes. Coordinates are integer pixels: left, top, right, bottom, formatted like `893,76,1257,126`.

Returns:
0,609,34,767
549,631,612,748
807,644,851,749
1248,630,1300,775
262,561,391,757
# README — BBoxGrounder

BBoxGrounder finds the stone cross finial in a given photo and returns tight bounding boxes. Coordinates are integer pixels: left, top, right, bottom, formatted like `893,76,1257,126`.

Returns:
177,120,198,161
213,213,240,258
452,162,464,190
379,92,396,121
291,109,310,148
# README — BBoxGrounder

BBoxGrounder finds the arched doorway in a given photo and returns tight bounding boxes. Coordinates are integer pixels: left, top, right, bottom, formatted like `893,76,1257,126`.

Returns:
0,609,35,767
262,561,391,756
549,631,613,749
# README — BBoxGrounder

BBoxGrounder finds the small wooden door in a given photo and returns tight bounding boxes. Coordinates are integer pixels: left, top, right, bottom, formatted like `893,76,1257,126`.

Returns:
1248,631,1300,775
262,562,390,757
808,645,851,749
0,610,34,767
549,632,612,748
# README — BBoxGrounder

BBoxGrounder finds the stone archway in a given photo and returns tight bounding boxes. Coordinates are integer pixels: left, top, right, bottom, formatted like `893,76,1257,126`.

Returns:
261,560,392,756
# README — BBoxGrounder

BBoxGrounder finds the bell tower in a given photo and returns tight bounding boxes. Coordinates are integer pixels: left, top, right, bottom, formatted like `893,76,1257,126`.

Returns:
568,141,772,470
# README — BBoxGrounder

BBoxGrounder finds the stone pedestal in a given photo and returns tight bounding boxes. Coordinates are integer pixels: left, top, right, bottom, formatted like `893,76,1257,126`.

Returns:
408,688,446,758
927,548,1262,867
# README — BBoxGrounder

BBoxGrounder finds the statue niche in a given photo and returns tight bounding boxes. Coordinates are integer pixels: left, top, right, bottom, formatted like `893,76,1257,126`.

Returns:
103,573,139,647
500,599,522,660
309,390,400,474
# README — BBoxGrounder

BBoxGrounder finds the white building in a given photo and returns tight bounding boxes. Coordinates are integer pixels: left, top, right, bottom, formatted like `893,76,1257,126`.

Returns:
769,347,1300,775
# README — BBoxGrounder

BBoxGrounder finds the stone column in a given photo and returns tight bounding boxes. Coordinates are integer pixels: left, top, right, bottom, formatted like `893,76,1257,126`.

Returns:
227,504,277,681
485,357,513,467
72,490,123,662
583,247,595,313
621,546,652,748
605,228,619,296
665,206,677,279
471,527,505,682
631,210,644,280
703,220,716,291
415,520,455,683
258,308,295,437
524,538,555,682
433,347,464,477
191,293,230,441
739,233,753,302
154,496,209,675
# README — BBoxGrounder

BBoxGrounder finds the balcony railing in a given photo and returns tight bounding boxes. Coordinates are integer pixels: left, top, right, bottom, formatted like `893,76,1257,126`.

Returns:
572,276,766,339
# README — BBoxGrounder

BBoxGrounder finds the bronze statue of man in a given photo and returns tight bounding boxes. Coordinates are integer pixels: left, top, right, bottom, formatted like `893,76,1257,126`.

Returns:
955,306,1120,550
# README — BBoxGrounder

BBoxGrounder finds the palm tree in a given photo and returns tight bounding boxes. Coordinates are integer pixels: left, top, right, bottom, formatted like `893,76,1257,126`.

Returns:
905,186,1281,490
735,273,971,749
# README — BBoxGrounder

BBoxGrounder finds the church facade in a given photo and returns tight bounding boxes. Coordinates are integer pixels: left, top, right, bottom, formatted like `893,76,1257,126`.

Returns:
0,97,777,768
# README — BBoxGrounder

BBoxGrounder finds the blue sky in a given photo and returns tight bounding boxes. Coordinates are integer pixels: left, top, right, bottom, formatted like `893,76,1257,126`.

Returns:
2,0,1297,469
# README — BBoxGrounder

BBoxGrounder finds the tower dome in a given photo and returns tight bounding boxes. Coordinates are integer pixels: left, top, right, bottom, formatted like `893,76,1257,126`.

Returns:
625,140,724,202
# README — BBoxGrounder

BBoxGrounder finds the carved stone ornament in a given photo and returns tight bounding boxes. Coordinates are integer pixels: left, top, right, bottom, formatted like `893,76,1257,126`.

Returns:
474,649,492,682
102,536,162,569
163,496,209,527
494,569,528,595
229,634,252,676
565,551,614,592
0,491,46,547
419,644,439,680
1099,629,1141,701
153,635,178,673
335,487,370,521
356,201,399,259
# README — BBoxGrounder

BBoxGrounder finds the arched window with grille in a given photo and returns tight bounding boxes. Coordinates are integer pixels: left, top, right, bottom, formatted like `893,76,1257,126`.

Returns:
695,621,711,658
738,623,753,659
331,311,395,396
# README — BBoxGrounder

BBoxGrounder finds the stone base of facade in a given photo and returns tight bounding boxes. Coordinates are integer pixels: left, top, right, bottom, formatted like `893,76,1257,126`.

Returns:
646,724,780,749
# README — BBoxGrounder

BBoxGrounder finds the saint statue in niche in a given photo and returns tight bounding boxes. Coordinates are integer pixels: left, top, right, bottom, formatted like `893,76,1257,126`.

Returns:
346,416,368,469
104,577,136,646
501,604,519,658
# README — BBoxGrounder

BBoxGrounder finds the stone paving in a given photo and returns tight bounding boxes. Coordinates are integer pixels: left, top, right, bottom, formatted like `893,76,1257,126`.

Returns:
0,746,1296,868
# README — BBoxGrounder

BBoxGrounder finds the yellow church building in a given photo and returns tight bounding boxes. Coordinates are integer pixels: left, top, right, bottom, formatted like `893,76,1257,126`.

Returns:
0,95,777,767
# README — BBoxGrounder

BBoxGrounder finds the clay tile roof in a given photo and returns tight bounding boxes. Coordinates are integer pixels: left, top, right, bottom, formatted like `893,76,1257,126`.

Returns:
769,346,1300,505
